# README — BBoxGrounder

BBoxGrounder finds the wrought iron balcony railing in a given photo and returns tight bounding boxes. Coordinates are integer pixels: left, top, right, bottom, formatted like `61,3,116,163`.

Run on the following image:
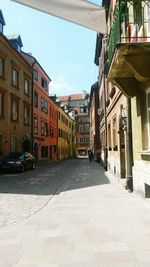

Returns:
107,0,150,66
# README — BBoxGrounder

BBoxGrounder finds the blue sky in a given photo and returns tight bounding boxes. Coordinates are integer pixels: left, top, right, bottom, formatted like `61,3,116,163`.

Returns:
1,0,101,96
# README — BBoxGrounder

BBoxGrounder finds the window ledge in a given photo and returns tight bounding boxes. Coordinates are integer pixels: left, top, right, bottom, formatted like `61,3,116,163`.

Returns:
138,150,150,155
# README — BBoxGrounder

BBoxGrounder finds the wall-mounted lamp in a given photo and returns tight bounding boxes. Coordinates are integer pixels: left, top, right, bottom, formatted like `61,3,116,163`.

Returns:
121,106,127,130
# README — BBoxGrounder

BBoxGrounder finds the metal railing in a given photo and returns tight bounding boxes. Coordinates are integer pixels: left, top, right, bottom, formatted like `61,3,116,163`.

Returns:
107,0,150,66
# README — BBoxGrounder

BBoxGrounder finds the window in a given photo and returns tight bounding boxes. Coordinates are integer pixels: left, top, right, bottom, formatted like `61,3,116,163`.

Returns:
146,89,150,149
85,136,89,143
40,98,48,113
133,1,142,26
11,135,18,152
45,100,48,113
108,122,112,148
11,100,18,121
78,117,82,123
112,116,117,149
41,121,45,136
34,91,38,108
15,43,21,53
41,77,48,91
24,79,30,96
34,70,38,81
41,97,45,112
0,57,4,77
41,146,48,157
59,128,62,137
0,93,4,117
40,121,48,136
12,68,18,87
85,117,90,123
24,106,30,125
79,125,84,132
0,23,3,33
80,137,84,144
45,122,48,136
85,124,89,132
34,117,38,134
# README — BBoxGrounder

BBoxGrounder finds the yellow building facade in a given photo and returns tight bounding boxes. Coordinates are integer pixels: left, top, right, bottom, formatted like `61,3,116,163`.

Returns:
0,33,32,156
57,106,75,160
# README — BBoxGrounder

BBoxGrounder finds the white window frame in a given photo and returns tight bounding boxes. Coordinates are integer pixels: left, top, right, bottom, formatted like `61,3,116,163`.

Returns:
24,106,30,125
12,68,18,87
12,101,18,121
24,79,29,95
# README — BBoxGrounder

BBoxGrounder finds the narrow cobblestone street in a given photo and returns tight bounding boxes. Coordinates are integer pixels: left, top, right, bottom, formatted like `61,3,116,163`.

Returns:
0,158,150,266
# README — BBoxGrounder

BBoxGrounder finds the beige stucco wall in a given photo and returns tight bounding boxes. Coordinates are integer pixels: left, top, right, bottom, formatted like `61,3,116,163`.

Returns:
131,87,150,198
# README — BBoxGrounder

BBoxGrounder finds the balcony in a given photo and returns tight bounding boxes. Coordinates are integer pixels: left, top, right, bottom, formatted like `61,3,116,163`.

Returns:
107,0,150,97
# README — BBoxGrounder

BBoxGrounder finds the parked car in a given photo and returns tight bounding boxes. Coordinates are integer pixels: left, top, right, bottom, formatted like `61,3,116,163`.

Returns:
0,152,36,172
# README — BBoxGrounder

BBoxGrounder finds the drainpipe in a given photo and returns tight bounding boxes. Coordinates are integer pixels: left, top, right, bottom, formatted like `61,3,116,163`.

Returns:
103,73,107,171
126,97,133,192
31,59,36,155
102,37,108,171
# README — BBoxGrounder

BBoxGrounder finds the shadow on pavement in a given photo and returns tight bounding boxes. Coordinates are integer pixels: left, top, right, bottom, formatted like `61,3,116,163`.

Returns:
0,158,110,196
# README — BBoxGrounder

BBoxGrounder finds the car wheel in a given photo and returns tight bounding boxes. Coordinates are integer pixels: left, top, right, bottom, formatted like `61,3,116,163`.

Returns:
32,162,36,170
20,165,25,172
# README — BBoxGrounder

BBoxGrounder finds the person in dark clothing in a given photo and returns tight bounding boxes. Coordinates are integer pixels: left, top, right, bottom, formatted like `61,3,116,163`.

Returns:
88,149,93,162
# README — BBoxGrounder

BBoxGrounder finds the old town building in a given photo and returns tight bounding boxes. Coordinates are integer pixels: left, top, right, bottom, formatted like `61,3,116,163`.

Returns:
21,52,52,161
0,11,32,156
58,92,90,157
89,81,100,161
57,104,75,160
96,0,150,197
48,97,58,160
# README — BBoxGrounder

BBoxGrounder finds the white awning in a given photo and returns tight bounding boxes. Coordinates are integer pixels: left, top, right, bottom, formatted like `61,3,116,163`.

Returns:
11,0,106,34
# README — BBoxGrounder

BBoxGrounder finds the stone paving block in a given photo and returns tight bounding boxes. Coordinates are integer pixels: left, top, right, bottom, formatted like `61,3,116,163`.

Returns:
93,251,137,264
134,250,150,263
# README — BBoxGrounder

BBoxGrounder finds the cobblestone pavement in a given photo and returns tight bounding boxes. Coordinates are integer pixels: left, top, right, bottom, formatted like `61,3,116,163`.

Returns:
0,160,75,228
0,158,150,266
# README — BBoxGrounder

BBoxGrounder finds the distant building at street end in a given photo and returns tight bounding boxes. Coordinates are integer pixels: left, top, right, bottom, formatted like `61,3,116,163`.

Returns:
58,91,90,157
89,81,101,162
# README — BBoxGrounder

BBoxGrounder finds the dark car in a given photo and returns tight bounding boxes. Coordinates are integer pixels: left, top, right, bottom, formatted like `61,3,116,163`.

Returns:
0,152,36,172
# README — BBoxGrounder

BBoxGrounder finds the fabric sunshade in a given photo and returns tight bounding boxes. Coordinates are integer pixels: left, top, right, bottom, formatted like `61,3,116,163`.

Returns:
11,0,106,34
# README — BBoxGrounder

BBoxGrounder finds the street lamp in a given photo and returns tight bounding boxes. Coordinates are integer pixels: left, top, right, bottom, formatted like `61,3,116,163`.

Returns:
121,106,127,130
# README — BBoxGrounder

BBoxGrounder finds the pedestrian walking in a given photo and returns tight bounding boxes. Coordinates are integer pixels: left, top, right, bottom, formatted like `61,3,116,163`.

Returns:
88,149,93,162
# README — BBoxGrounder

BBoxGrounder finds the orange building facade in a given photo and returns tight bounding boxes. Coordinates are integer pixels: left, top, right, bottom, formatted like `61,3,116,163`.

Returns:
22,52,58,161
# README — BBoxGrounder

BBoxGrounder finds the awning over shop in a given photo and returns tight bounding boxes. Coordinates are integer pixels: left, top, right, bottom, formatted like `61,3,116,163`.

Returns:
11,0,106,34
